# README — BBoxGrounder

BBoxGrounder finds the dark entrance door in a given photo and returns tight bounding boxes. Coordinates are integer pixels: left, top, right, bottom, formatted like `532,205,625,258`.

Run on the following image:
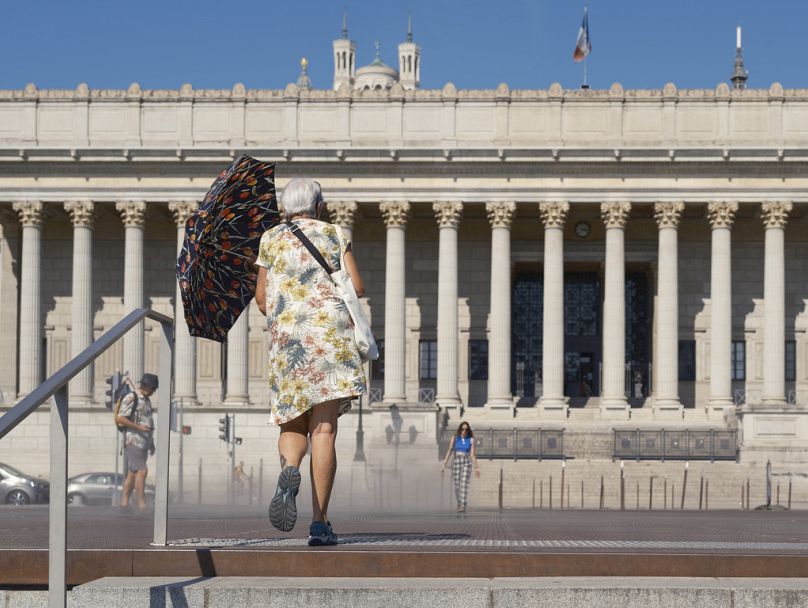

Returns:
564,272,601,403
511,271,542,404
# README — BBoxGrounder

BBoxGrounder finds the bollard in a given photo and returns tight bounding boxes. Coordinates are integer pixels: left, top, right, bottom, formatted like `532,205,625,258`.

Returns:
672,483,676,509
741,483,745,510
441,469,445,510
197,458,203,505
540,480,544,509
599,476,604,509
566,484,570,509
777,482,781,506
560,462,566,510
619,461,625,511
549,475,553,510
258,458,264,506
681,462,688,510
788,480,792,510
699,476,704,510
498,467,504,512
746,478,750,510
636,482,639,510
249,467,254,507
705,480,709,510
399,473,404,510
664,478,668,509
532,479,536,509
649,477,654,510
581,480,584,509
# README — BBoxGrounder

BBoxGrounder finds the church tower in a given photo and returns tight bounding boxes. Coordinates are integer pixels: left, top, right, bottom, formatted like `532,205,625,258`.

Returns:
397,13,420,90
332,12,356,91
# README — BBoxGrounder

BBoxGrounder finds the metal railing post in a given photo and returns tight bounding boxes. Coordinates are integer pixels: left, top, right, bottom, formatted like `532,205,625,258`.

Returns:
48,386,69,608
153,319,174,546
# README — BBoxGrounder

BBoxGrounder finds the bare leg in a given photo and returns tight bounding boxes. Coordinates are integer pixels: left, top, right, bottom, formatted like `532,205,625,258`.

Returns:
278,414,310,469
121,471,135,507
135,469,148,509
308,400,340,523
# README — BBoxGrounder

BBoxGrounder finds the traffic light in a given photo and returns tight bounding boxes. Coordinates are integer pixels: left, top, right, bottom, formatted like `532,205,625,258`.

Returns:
104,372,121,410
218,415,230,442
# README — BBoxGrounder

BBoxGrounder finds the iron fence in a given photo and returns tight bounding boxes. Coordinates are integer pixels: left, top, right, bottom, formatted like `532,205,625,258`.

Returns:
613,429,738,461
439,428,565,460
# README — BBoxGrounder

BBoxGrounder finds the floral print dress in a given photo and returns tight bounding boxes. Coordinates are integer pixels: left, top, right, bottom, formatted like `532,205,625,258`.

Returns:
256,218,367,425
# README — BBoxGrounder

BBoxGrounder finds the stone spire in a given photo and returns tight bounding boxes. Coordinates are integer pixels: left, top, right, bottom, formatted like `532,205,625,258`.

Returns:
731,25,749,90
398,12,421,90
333,11,356,91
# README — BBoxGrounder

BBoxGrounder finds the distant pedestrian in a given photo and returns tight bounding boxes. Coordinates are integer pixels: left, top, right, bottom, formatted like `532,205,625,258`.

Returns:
233,461,248,495
441,422,480,513
116,373,158,510
255,177,367,546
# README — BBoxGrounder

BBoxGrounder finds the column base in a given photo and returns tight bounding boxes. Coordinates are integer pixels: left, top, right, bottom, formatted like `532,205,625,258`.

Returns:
435,397,462,415
485,397,515,418
538,397,569,420
707,399,734,421
599,398,630,419
69,393,96,407
762,398,788,408
223,396,250,408
652,398,684,420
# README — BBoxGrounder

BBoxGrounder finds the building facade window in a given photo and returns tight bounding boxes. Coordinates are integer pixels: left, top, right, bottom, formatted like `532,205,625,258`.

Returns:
731,340,745,381
469,339,489,381
786,340,796,382
678,340,696,381
419,340,437,380
371,339,385,380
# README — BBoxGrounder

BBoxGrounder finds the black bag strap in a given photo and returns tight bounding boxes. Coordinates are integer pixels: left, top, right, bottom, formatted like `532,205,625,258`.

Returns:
289,222,334,275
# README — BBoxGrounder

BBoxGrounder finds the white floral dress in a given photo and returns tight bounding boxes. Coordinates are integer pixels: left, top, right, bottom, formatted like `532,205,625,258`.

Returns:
256,218,367,425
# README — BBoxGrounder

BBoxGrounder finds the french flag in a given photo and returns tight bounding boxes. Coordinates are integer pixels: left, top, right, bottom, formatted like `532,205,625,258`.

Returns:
573,6,591,62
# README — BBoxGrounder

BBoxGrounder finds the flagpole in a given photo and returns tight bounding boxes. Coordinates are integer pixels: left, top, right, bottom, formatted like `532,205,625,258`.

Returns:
582,1,590,89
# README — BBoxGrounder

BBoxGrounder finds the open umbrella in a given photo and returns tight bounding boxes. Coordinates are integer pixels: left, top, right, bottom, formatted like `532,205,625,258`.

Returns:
177,155,279,341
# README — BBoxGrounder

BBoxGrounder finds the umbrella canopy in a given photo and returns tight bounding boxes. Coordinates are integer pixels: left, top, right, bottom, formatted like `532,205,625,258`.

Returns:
177,155,279,341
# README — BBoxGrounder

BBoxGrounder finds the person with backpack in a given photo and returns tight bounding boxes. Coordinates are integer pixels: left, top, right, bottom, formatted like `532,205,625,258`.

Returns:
115,373,158,510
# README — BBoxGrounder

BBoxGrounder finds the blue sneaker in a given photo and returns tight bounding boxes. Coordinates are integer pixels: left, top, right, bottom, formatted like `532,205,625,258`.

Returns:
269,466,300,532
308,521,338,546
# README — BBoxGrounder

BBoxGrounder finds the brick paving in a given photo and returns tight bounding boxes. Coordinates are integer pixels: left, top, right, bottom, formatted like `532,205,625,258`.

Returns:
1,505,806,554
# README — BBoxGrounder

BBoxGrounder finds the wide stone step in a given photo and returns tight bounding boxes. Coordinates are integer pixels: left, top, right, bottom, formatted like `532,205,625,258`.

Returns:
10,577,805,608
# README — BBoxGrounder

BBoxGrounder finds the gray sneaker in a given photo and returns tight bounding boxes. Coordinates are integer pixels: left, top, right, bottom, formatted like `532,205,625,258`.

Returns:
308,521,338,546
269,466,300,532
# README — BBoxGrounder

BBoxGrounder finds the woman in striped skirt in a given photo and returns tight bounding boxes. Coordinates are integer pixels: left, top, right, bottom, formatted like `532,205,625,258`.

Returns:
440,422,480,513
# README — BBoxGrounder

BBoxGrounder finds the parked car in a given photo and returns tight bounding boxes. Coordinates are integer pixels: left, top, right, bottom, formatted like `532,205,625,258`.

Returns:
67,472,155,506
0,463,49,505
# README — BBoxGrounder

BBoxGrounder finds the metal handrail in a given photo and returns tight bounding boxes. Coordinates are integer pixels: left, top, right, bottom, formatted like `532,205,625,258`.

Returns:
0,308,174,608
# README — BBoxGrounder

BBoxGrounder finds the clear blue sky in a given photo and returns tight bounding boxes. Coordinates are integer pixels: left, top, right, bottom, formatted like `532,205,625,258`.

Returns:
3,0,805,91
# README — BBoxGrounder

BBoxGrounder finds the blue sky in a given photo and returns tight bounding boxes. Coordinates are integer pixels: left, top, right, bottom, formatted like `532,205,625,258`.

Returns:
3,0,805,91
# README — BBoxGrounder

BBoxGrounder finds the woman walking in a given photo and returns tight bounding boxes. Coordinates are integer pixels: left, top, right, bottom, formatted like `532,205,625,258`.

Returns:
441,422,480,513
255,177,367,546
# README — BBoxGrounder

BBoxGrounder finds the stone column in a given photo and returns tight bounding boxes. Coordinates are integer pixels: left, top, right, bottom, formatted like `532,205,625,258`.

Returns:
326,200,359,242
538,201,569,417
380,201,410,404
224,311,250,406
169,200,199,405
434,201,463,410
653,201,685,414
485,201,516,411
116,201,146,381
706,201,738,411
600,201,632,414
64,200,95,404
761,201,792,406
12,201,43,397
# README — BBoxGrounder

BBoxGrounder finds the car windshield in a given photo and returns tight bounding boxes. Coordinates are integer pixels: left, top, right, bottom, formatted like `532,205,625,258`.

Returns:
0,464,27,478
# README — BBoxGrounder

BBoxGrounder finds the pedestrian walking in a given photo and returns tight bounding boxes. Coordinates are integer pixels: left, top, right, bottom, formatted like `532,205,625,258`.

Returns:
255,177,367,546
115,373,158,510
441,422,480,513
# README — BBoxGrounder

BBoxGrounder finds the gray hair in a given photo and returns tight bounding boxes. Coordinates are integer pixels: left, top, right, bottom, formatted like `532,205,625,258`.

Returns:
279,177,323,222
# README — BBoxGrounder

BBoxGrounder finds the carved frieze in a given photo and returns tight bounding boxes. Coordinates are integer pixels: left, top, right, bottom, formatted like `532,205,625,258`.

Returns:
380,201,411,229
433,201,463,229
539,201,570,229
653,201,685,230
600,201,631,229
486,201,516,229
706,201,739,229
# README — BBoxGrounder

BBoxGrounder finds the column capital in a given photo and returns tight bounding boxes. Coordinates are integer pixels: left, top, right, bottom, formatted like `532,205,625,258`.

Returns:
706,201,738,229
433,201,463,228
168,200,199,227
380,201,411,228
12,200,44,227
64,200,95,228
326,200,359,229
486,200,516,229
116,200,147,228
653,201,685,229
600,201,631,228
761,200,793,229
539,201,570,228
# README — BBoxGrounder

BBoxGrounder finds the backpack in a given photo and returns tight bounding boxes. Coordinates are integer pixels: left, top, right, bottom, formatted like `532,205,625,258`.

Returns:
113,383,138,433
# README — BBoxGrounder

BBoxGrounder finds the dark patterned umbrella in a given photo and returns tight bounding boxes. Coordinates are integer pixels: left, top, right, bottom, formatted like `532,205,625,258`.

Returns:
176,155,279,341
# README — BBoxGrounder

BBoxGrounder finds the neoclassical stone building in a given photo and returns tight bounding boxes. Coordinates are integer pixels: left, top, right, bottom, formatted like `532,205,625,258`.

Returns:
1,27,807,467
